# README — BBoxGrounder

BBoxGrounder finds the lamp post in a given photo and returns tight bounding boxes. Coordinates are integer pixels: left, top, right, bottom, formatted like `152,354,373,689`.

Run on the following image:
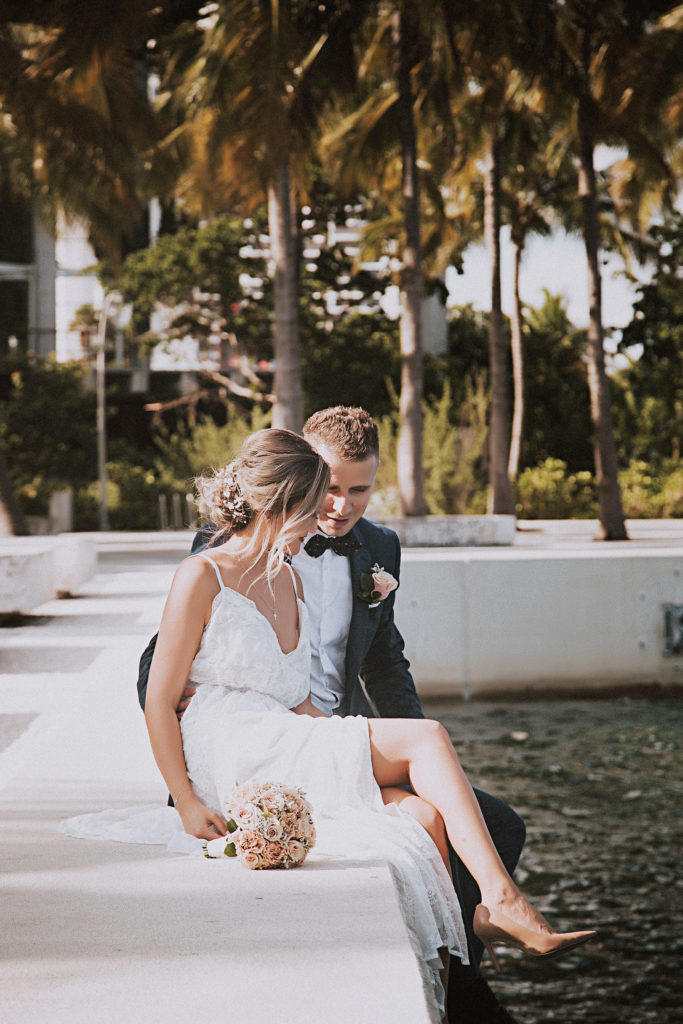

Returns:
94,294,111,531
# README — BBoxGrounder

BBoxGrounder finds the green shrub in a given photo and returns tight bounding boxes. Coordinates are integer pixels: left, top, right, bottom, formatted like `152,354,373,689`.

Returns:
618,460,662,518
372,375,489,516
657,464,683,518
371,400,400,515
515,459,597,519
619,459,683,519
75,462,165,530
0,354,96,507
423,376,488,514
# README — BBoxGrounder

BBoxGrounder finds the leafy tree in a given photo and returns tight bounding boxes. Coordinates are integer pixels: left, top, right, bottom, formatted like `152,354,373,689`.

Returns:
614,214,683,463
113,214,271,370
301,310,400,418
153,408,271,495
522,293,593,472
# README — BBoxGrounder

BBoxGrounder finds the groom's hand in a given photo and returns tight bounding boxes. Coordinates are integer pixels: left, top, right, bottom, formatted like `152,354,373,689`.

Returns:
176,684,197,721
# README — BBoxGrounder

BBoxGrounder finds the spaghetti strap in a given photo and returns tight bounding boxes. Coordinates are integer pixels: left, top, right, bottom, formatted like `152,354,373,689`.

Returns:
283,559,300,600
197,552,225,590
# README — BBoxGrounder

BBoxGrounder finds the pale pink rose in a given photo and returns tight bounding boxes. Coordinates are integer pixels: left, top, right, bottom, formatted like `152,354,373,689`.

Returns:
261,790,285,814
264,819,284,842
288,795,306,815
232,784,253,804
293,816,310,839
286,840,307,864
263,841,286,865
372,569,398,600
241,850,262,870
237,829,265,854
280,813,298,835
233,805,256,827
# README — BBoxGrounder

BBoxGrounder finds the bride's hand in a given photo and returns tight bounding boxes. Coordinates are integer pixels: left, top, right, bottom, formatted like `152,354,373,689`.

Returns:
176,792,227,840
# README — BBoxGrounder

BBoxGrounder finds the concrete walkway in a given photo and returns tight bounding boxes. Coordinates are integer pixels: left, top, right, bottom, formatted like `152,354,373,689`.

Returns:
0,537,435,1024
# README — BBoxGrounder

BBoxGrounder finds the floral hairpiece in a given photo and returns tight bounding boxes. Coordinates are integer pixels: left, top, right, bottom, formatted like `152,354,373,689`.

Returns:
222,464,251,529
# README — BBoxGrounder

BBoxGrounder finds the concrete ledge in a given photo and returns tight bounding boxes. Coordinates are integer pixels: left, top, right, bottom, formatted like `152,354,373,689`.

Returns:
0,780,437,1024
48,534,98,595
397,540,683,696
0,547,55,614
0,534,96,613
378,514,516,547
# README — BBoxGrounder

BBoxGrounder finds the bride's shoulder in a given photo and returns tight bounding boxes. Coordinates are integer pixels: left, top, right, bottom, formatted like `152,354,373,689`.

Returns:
172,551,223,594
177,547,247,592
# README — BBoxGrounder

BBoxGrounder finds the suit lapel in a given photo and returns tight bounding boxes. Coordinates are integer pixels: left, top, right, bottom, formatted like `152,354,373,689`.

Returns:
345,524,373,696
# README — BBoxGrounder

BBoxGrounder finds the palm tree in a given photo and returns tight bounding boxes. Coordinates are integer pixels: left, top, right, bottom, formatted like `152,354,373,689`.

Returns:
391,2,429,516
501,115,578,479
439,1,559,516
552,0,683,539
483,115,515,514
0,2,161,261
0,2,162,533
158,0,362,432
321,1,462,514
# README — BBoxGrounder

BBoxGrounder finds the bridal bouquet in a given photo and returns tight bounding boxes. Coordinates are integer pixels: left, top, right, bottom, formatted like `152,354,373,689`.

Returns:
203,781,316,869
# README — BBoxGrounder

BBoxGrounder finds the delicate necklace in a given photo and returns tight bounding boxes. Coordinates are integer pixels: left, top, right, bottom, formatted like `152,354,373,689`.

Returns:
251,578,278,621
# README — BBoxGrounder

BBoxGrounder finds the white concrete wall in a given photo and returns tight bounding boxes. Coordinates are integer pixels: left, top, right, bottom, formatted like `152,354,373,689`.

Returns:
396,548,683,696
0,535,96,612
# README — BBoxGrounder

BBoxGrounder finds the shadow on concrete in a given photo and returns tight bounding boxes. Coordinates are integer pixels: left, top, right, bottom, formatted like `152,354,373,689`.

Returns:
0,647,101,674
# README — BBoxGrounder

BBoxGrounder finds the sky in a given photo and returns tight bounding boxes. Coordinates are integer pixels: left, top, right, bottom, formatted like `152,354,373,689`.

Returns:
445,226,647,333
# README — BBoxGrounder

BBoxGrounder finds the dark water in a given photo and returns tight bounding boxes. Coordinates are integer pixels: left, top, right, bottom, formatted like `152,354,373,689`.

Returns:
425,696,683,1024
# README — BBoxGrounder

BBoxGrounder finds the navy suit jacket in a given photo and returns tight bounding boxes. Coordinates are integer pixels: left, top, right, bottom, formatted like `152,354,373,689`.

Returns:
136,517,424,721
340,517,423,719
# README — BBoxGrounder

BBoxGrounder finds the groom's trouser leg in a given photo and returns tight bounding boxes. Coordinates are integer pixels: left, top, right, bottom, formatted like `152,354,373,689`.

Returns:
449,787,526,970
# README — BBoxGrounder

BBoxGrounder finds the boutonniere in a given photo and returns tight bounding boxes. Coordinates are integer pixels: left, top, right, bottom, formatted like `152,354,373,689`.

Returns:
357,563,398,607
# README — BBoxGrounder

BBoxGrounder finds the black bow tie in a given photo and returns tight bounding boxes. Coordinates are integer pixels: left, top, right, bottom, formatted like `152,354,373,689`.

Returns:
304,533,362,558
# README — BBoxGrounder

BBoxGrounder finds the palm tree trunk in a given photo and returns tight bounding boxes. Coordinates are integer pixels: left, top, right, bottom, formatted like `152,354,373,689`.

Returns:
268,149,303,432
508,238,525,479
393,5,427,517
0,448,28,536
577,27,627,540
484,126,515,515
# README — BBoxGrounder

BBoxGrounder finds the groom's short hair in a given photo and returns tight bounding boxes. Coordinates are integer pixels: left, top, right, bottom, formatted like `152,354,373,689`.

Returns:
304,406,379,461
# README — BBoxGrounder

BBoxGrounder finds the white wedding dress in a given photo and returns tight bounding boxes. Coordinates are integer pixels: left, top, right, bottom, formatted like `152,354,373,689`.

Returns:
61,555,468,1010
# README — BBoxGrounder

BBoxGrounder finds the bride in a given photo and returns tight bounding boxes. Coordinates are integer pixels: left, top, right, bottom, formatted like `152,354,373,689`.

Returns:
70,428,595,1013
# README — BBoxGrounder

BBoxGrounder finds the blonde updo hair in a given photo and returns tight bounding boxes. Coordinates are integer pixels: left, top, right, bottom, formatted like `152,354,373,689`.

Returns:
195,429,330,582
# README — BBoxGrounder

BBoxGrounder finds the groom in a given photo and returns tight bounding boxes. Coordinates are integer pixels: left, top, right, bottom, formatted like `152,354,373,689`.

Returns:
137,405,524,1024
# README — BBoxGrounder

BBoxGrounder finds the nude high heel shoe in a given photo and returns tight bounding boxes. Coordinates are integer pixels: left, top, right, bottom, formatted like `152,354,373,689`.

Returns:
474,904,597,973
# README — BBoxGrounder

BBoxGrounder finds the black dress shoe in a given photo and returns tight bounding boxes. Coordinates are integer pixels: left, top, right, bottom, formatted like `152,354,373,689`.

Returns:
448,975,520,1024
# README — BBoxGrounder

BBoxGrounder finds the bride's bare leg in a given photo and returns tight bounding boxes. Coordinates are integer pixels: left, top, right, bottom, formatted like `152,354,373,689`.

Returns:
381,787,450,871
368,719,554,933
